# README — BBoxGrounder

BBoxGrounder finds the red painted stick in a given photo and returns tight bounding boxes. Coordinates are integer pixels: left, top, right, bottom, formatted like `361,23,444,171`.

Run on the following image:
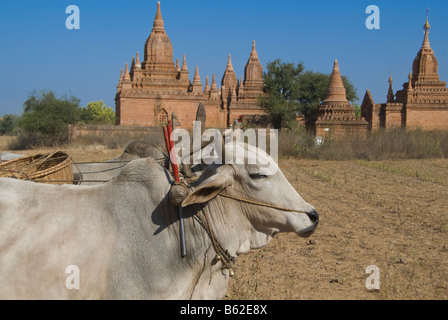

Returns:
167,121,180,182
166,121,186,257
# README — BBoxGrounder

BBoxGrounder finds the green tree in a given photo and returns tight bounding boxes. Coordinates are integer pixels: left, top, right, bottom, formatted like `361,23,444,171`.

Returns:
295,71,329,121
0,114,19,135
259,59,305,129
295,71,358,122
259,59,358,128
353,103,361,118
81,100,116,125
16,90,81,147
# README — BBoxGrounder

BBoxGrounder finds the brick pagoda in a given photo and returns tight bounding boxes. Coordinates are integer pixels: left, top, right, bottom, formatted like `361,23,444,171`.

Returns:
115,2,266,129
362,12,448,130
315,60,368,138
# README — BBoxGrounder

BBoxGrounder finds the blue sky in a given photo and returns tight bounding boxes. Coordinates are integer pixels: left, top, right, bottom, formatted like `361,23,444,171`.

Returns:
1,0,447,116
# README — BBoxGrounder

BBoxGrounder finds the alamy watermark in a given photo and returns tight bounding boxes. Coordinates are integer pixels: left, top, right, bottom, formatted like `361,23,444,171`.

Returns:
365,5,380,30
65,265,80,290
64,5,380,31
66,5,80,30
366,265,380,290
170,121,278,170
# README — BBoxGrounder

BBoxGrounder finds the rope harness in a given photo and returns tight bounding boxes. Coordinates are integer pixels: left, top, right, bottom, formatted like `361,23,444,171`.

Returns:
195,206,236,277
173,178,237,277
175,178,309,277
27,158,167,184
75,164,127,175
218,193,308,214
181,192,309,277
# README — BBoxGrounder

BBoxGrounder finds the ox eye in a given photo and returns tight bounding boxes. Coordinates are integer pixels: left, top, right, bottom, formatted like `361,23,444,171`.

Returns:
249,173,267,180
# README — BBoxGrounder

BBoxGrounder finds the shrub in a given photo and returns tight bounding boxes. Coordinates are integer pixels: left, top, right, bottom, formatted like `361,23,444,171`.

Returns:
13,90,81,148
278,128,448,160
0,114,19,135
81,101,116,125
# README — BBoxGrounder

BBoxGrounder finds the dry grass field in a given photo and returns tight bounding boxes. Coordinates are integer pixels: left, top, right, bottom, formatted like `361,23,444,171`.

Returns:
2,136,447,300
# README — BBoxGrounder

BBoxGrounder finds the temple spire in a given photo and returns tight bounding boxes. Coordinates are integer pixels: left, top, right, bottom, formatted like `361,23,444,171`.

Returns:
204,76,210,92
123,63,131,81
250,40,258,58
192,65,202,92
143,1,174,70
221,54,238,97
117,68,124,92
226,54,234,71
193,65,201,84
153,1,164,32
408,68,413,91
211,74,217,91
181,54,188,71
323,60,348,103
135,52,141,68
209,74,219,99
422,8,431,49
387,71,394,102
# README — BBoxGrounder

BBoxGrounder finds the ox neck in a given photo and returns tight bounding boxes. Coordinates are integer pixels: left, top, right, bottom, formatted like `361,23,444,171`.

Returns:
199,190,265,257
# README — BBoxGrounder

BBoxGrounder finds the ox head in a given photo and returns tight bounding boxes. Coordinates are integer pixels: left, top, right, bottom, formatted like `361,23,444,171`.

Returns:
181,141,318,250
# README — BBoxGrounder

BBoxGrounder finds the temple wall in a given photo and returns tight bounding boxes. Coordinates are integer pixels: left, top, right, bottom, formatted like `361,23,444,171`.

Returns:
384,110,403,129
228,108,267,125
67,124,166,146
118,98,155,126
315,121,368,139
118,95,229,129
406,106,448,129
372,104,384,129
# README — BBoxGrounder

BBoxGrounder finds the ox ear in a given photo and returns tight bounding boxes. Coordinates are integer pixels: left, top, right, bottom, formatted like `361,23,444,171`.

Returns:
181,173,231,207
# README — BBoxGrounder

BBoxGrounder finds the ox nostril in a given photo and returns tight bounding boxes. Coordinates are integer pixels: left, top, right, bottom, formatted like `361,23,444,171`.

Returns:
306,210,319,224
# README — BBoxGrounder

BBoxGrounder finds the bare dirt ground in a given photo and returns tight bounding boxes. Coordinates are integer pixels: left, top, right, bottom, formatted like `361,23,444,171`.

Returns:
2,137,448,300
228,158,448,300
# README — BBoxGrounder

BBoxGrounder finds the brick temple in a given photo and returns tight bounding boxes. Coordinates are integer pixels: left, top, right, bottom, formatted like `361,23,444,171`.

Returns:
314,60,368,138
115,2,265,129
361,13,448,130
114,4,447,133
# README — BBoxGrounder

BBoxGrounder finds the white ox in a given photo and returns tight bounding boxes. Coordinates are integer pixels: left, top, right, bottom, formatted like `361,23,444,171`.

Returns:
0,142,318,299
73,140,168,185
